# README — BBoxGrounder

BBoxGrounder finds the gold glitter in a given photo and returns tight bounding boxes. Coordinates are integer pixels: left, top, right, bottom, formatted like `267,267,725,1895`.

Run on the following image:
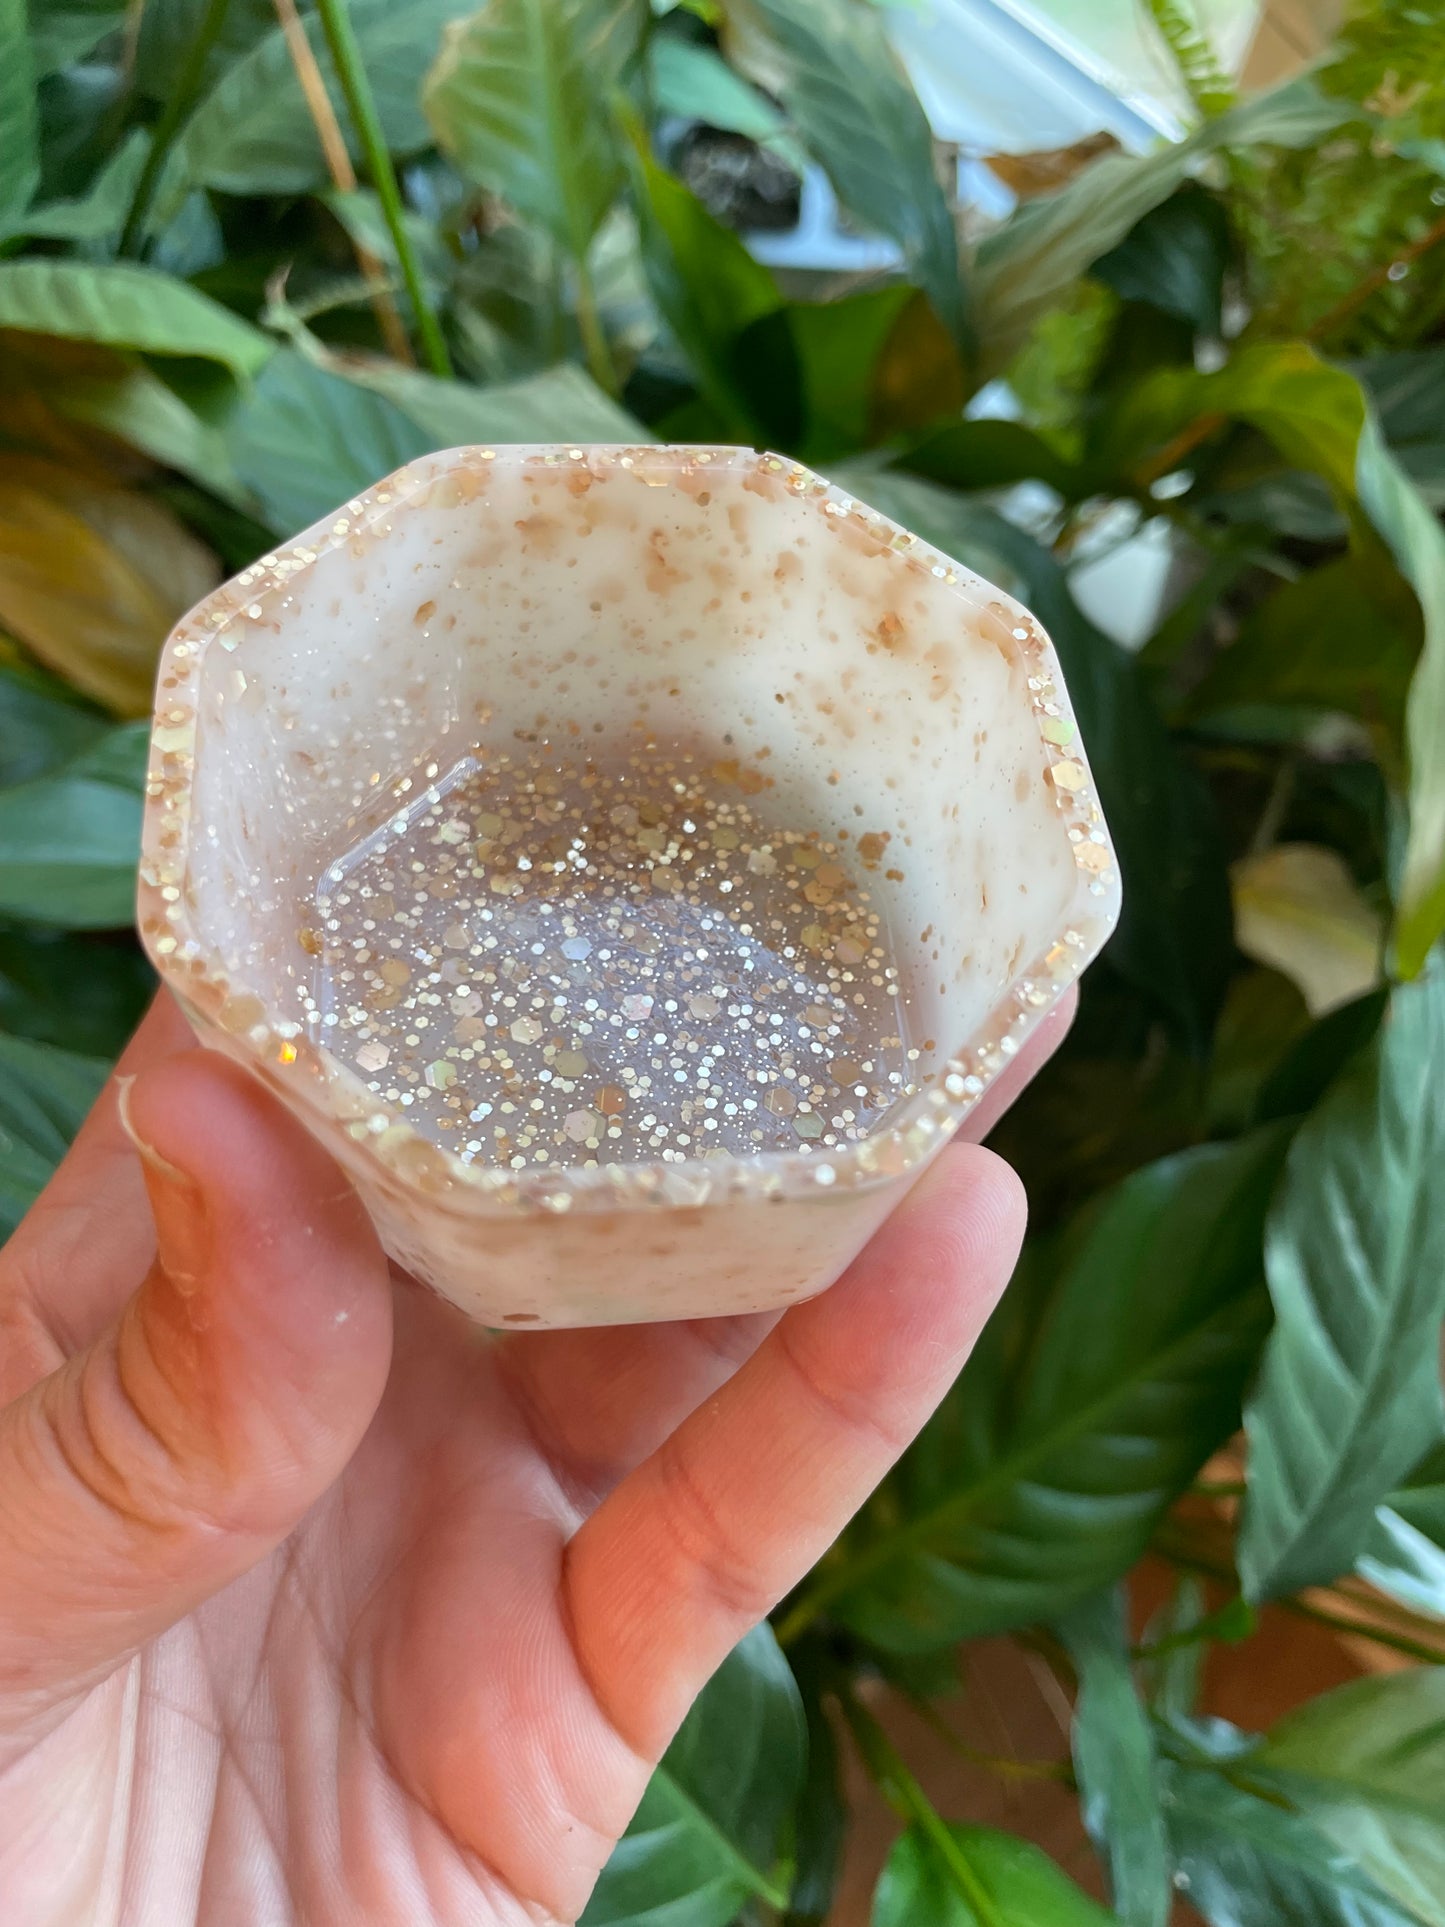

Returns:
1049,759,1088,792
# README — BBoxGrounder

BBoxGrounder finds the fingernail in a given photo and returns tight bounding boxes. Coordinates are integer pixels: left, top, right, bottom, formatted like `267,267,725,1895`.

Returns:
117,1075,210,1294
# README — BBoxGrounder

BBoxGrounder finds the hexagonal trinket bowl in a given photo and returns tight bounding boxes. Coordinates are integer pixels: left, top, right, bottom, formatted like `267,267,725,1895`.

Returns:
140,445,1120,1328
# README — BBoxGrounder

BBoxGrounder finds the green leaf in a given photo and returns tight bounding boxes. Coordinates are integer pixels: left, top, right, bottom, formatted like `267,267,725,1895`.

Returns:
972,78,1350,375
3,127,147,242
1359,418,1445,974
1138,1575,1208,1720
0,742,143,931
1255,1669,1445,1926
783,1646,847,1927
0,659,106,788
1360,1442,1445,1620
841,472,1232,1049
0,1030,109,1237
1362,349,1445,509
1092,182,1230,338
871,1824,1115,1927
1057,1589,1171,1927
1187,554,1419,742
424,0,646,260
228,339,644,534
900,418,1081,500
1253,987,1388,1125
625,129,780,435
0,922,151,1057
791,1129,1286,1650
29,0,126,76
0,0,39,224
170,0,475,198
134,0,279,100
648,34,803,171
581,1624,804,1926
723,0,965,349
0,261,271,383
1241,968,1445,1601
1162,1756,1421,1927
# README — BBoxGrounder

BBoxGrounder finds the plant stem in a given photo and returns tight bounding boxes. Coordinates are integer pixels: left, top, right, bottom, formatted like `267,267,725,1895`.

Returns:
270,0,413,365
119,0,232,256
313,0,452,377
902,1688,1074,1786
836,1684,1007,1927
1308,208,1445,345
573,254,619,397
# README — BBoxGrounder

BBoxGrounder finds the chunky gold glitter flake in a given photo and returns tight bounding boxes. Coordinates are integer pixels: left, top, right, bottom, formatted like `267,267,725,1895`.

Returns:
308,742,916,1172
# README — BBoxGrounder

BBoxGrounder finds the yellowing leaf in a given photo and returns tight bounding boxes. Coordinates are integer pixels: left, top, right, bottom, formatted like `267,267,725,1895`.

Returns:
1232,843,1384,1018
0,456,218,715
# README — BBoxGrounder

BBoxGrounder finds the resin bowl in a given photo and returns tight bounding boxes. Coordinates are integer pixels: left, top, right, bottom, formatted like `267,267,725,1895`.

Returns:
139,445,1120,1329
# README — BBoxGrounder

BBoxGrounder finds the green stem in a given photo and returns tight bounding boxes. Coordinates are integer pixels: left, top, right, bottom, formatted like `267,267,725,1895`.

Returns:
573,254,619,397
837,1685,1007,1927
313,0,452,376
119,0,232,256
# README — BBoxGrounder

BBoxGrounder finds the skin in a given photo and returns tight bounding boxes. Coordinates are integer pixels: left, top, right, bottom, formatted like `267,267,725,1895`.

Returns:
0,990,1070,1925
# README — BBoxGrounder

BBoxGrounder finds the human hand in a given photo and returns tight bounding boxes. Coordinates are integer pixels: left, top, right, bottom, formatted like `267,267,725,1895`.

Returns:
0,991,1067,1924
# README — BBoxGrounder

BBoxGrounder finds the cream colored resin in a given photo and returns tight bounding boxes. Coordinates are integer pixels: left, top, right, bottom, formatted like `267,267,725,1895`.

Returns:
139,445,1121,1328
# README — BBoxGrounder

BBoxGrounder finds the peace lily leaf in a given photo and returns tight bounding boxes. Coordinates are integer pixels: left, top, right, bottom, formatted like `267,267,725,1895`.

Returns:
340,352,647,450
1162,1757,1422,1927
0,0,39,225
1231,843,1385,1019
0,455,217,715
0,722,145,931
1254,987,1389,1126
424,0,647,260
783,1649,847,1927
648,34,804,172
1241,967,1445,1601
581,1625,804,1926
3,128,147,243
1254,1669,1445,1926
789,1129,1286,1650
0,261,271,383
1359,1442,1445,1620
1057,1589,1171,1927
1092,181,1230,338
29,0,126,76
0,658,105,788
972,78,1350,374
871,1823,1115,1927
1362,347,1445,508
722,0,965,350
171,0,477,198
0,1030,109,1236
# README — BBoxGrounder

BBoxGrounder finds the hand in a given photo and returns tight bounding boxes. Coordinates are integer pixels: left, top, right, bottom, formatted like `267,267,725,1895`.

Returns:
0,992,1066,1925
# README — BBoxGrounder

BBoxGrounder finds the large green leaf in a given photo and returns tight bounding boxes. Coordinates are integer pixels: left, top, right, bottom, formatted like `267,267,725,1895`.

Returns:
1363,348,1445,509
1240,969,1445,1600
3,128,147,243
581,1624,804,1926
1162,1757,1422,1927
971,78,1350,374
424,0,646,259
1092,181,1230,338
0,1030,109,1236
29,0,126,75
1057,1589,1171,1927
871,1824,1115,1927
723,0,965,349
0,724,145,930
1255,1670,1445,1926
170,0,473,198
786,1130,1286,1651
0,261,271,382
0,0,38,224
227,345,643,535
839,471,1232,1050
1359,1442,1445,1620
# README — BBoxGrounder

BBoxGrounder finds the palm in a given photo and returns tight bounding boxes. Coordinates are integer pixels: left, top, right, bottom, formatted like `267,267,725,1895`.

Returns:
0,997,1051,1924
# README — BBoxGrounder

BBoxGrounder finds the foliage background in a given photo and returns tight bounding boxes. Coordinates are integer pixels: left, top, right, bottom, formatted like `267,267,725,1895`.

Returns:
3,0,1445,1920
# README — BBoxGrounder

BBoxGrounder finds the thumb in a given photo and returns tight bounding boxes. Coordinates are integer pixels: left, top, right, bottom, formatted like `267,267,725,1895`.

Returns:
0,1049,392,1727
